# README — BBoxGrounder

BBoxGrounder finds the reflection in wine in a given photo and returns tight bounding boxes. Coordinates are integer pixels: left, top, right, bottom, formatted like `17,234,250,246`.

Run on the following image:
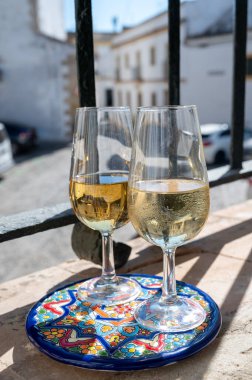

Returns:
128,179,209,248
70,172,128,234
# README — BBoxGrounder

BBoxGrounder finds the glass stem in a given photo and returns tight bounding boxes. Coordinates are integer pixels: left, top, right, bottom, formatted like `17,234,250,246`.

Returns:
160,247,177,304
101,233,116,283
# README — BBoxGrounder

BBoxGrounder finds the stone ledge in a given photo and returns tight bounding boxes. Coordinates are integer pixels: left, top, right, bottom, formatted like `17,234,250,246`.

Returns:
0,201,252,379
1,162,251,243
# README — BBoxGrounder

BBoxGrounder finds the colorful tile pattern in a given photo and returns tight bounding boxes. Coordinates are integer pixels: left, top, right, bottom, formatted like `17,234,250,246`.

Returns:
26,274,221,371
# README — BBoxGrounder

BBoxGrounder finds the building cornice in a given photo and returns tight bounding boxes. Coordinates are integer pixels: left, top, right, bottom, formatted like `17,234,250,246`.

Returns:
112,26,168,48
186,29,252,47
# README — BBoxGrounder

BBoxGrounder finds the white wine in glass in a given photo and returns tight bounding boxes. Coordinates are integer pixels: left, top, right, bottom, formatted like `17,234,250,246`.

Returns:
70,107,141,305
128,106,210,332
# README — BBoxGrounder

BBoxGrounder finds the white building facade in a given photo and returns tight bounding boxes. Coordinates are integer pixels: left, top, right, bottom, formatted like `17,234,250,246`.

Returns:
0,0,75,142
94,33,116,107
94,0,252,128
181,0,252,127
111,12,169,109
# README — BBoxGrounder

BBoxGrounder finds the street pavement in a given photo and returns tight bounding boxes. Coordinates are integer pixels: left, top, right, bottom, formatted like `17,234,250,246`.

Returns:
0,143,251,283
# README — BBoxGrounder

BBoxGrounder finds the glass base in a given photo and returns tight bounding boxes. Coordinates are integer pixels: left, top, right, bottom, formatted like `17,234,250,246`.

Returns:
77,276,141,305
134,295,207,332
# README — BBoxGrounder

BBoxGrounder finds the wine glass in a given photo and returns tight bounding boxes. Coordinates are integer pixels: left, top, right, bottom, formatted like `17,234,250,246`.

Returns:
128,106,210,332
69,107,141,305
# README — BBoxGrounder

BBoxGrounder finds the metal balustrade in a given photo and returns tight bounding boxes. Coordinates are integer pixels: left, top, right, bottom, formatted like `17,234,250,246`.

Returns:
0,0,251,243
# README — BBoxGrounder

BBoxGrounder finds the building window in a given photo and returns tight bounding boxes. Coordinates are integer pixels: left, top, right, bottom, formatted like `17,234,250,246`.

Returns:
207,70,225,76
126,91,131,106
163,43,169,80
125,54,129,68
138,92,142,106
164,90,168,105
150,46,156,65
246,56,252,78
136,51,141,65
116,56,121,81
134,51,141,80
94,52,99,75
151,92,156,106
117,90,122,105
105,89,113,106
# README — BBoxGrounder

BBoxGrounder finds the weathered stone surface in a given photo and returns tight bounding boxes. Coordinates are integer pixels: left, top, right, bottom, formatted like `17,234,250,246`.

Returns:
0,200,252,379
0,203,77,243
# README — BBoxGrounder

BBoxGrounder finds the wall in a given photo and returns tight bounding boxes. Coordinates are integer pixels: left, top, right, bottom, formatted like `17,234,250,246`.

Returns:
111,12,168,109
36,0,66,41
181,31,252,128
185,0,232,37
0,0,74,142
98,2,252,128
94,34,116,107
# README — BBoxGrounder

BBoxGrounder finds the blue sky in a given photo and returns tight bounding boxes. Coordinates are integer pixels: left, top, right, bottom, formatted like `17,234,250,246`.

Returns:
64,0,167,32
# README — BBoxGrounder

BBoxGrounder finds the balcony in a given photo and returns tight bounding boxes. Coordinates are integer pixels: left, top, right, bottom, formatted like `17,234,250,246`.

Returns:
115,68,121,81
163,60,168,80
0,0,252,378
131,66,142,81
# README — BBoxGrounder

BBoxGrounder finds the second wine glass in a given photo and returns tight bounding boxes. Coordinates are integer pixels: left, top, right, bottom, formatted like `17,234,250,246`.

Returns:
70,107,141,305
128,106,210,332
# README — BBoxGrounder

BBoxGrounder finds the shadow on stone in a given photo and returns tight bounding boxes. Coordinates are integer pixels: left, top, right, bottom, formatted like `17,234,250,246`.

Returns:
71,222,131,269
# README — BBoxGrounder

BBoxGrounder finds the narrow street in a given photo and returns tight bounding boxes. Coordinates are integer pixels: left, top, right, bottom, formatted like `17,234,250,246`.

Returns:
0,144,251,283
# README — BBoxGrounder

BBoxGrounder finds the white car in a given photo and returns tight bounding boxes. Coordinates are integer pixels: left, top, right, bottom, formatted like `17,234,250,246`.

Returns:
201,123,252,164
0,122,14,176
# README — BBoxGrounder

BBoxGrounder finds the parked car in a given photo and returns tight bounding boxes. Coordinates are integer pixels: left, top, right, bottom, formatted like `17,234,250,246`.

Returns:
201,123,252,164
0,123,14,176
3,122,37,155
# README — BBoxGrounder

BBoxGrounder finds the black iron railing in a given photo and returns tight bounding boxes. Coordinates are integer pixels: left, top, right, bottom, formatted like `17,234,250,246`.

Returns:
168,0,180,105
75,0,96,107
0,0,252,243
231,0,248,170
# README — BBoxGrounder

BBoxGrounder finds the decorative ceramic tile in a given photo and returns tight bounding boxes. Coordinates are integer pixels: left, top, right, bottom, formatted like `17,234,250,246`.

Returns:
26,274,221,371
